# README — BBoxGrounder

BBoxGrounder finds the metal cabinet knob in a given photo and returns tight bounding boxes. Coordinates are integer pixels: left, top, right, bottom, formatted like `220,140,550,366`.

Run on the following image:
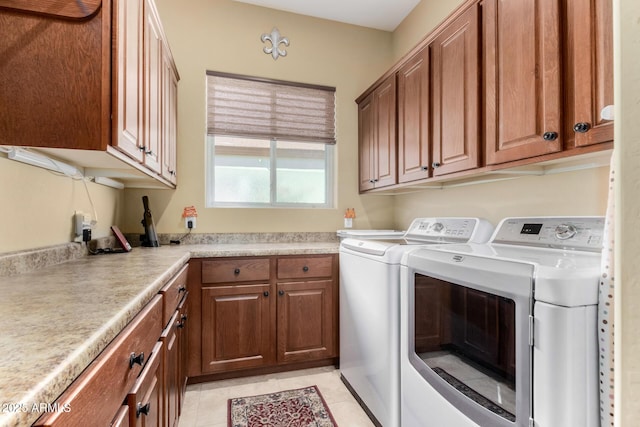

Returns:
234,268,240,275
136,402,151,418
542,132,558,141
129,352,144,369
432,162,441,168
263,291,269,297
573,122,591,133
178,286,186,293
421,166,429,171
302,266,309,272
279,290,285,296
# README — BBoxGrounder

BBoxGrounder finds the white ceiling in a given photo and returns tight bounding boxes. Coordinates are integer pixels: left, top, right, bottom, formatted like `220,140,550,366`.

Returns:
231,0,421,31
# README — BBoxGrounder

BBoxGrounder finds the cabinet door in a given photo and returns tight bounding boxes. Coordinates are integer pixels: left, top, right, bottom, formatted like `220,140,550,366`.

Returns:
276,280,335,363
201,284,274,373
565,0,613,147
358,75,397,191
162,51,179,184
431,4,480,176
358,93,375,192
114,0,144,162
373,75,397,188
397,48,430,183
143,0,163,174
483,0,562,165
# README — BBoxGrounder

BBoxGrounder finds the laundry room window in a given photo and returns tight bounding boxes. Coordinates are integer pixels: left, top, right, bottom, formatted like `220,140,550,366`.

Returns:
205,71,336,208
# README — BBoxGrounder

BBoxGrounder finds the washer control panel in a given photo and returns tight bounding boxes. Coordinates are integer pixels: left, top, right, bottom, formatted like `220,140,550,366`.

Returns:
492,217,605,251
404,217,493,243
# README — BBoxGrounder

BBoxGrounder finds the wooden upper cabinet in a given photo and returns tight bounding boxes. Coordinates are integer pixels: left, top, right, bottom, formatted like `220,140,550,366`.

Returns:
358,93,375,192
431,4,480,176
357,74,397,191
483,0,563,165
564,0,613,148
0,6,109,150
373,76,397,188
0,0,179,188
162,48,179,184
397,48,430,183
143,0,164,174
114,0,145,162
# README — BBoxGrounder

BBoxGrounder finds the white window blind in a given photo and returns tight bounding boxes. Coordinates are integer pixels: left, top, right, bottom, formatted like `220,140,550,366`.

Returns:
206,72,336,144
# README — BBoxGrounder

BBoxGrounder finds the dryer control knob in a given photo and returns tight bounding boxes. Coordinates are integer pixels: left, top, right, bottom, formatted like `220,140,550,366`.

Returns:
555,224,577,240
431,222,444,232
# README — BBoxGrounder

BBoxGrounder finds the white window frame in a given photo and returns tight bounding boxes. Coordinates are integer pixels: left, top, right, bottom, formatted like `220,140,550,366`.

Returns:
205,135,335,208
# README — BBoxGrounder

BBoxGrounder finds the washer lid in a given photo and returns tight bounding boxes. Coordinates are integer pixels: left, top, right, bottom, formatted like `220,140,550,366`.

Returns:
336,229,405,239
340,237,409,256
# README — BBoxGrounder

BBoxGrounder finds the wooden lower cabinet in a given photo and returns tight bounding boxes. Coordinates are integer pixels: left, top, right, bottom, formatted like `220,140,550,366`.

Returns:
201,283,275,373
127,341,164,427
34,264,189,427
277,280,335,363
190,255,338,379
34,296,163,427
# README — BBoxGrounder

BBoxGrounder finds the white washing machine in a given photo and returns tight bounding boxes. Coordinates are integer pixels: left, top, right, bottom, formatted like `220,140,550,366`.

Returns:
400,217,604,427
339,218,494,427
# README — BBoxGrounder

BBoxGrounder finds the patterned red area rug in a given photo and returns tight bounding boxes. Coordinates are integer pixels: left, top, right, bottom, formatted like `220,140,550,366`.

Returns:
228,385,338,427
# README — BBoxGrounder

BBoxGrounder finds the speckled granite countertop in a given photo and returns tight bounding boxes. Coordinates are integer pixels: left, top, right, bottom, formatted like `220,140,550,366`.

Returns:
0,242,338,427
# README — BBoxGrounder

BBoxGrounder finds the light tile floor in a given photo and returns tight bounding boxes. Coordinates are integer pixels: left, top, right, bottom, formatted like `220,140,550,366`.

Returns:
178,366,376,427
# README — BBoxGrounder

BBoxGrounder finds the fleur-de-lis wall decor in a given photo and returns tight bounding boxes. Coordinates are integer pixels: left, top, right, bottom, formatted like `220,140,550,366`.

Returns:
261,27,289,60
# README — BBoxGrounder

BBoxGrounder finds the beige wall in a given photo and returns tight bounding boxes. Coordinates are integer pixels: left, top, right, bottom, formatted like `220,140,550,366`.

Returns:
120,0,397,235
391,0,461,61
0,156,123,253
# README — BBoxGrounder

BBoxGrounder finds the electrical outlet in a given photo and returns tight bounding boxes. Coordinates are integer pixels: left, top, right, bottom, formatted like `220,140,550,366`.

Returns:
74,211,92,242
185,216,196,229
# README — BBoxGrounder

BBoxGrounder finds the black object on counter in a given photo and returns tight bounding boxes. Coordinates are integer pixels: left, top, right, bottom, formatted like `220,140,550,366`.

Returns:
140,196,160,247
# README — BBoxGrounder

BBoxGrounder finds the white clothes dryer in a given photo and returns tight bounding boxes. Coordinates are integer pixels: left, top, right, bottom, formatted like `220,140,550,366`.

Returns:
339,218,494,427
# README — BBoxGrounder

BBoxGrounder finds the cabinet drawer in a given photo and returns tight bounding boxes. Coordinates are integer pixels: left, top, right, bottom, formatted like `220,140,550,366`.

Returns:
126,341,163,427
159,264,189,326
202,258,270,284
277,256,333,280
111,406,130,427
34,295,163,427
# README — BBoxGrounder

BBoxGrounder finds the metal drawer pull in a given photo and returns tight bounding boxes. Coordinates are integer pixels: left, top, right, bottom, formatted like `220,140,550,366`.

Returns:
178,314,187,328
136,402,151,418
234,268,240,275
302,266,309,272
178,286,186,293
129,352,145,369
